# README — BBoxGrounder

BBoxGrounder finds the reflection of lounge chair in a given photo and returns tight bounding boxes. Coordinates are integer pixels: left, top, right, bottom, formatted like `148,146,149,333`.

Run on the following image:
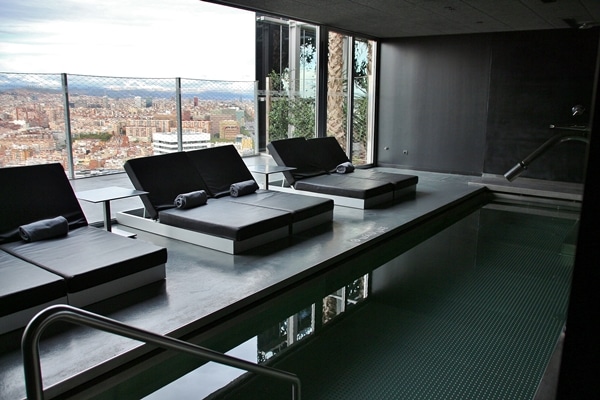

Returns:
267,137,418,209
120,147,333,254
0,163,167,333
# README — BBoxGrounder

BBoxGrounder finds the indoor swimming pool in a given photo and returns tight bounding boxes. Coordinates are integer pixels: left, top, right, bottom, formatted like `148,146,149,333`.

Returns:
95,195,578,400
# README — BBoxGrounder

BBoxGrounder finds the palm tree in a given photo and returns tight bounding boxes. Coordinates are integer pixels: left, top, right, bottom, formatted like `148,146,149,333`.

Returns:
327,31,346,149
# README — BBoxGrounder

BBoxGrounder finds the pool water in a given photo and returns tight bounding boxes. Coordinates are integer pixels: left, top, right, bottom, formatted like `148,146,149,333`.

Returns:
103,199,578,399
199,202,577,399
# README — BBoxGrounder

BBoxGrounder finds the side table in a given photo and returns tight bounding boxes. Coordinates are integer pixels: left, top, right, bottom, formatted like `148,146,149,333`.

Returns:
76,186,148,234
249,165,296,190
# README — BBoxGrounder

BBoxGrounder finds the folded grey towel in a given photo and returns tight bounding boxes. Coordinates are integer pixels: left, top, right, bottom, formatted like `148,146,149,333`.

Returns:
174,190,207,209
19,216,69,242
336,161,355,174
230,180,259,197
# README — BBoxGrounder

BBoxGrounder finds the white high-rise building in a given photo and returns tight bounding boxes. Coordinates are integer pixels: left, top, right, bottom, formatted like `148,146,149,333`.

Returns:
152,132,211,154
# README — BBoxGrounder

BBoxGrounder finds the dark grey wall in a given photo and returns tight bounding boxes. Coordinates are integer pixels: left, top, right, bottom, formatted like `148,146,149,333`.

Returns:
377,29,599,182
485,29,596,182
378,35,491,175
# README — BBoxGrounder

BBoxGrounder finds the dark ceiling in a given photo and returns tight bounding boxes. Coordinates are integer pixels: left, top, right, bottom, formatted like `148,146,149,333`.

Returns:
205,0,600,38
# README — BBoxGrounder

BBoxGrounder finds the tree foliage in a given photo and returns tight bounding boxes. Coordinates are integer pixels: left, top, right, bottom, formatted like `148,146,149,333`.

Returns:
74,132,112,141
268,70,315,140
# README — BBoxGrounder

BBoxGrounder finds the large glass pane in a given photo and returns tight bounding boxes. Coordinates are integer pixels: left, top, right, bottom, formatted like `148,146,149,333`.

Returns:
288,23,317,139
179,78,257,156
257,21,377,155
327,32,376,165
0,73,258,176
352,38,376,165
260,18,317,142
326,31,349,150
0,73,64,169
326,34,376,166
66,75,174,176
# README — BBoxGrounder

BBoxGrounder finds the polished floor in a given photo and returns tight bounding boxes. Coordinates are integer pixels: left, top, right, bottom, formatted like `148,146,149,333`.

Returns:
0,157,579,399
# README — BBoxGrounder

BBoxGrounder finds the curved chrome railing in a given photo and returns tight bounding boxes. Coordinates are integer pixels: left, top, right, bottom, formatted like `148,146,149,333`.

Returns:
504,125,590,181
22,305,301,400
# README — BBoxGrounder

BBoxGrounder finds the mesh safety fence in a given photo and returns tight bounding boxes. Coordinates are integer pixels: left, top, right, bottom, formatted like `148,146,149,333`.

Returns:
0,72,257,176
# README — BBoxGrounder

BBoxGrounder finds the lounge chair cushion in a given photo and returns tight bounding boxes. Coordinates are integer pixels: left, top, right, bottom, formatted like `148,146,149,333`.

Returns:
267,138,326,184
123,148,333,249
0,226,168,294
306,136,419,189
0,250,66,316
186,145,333,221
159,199,291,241
271,136,418,189
0,163,87,244
306,136,351,172
346,169,419,189
186,146,256,197
223,190,334,222
294,174,394,199
125,152,209,219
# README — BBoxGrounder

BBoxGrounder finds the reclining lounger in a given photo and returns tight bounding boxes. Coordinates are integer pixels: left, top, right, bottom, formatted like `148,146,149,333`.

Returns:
267,137,418,208
1,226,167,307
185,145,334,234
0,250,67,334
0,163,167,312
306,137,419,200
120,152,292,254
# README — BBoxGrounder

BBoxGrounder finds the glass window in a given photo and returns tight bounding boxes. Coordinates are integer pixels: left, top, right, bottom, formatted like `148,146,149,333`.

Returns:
352,38,376,165
257,16,317,143
326,31,350,151
326,32,376,166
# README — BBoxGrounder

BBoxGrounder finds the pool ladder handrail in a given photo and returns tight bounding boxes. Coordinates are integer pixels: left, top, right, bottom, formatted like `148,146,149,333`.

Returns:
22,304,301,400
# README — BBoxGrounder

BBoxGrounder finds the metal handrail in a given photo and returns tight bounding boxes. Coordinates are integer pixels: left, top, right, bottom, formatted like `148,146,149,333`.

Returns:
22,305,301,400
503,129,589,181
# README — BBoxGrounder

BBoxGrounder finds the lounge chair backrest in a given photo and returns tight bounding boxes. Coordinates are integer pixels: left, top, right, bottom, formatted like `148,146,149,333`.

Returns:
186,146,255,197
267,138,326,185
124,152,209,219
0,163,88,244
306,137,351,172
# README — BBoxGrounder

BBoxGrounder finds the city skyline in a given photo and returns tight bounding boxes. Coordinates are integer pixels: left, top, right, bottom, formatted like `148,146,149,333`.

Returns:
0,0,256,80
0,74,257,174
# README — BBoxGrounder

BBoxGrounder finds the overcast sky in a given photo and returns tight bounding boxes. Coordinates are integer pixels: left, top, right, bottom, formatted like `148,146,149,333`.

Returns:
0,0,256,80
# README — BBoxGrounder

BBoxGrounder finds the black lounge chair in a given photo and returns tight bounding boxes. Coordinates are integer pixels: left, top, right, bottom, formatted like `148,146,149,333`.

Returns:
186,145,333,234
0,163,167,333
0,250,67,334
267,137,418,208
121,151,298,254
307,137,419,196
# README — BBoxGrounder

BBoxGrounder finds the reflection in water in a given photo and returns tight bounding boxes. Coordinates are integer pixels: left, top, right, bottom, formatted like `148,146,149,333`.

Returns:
145,274,370,399
258,274,369,363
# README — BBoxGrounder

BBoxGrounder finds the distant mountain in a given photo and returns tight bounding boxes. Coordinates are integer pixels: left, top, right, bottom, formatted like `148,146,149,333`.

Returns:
0,73,255,101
